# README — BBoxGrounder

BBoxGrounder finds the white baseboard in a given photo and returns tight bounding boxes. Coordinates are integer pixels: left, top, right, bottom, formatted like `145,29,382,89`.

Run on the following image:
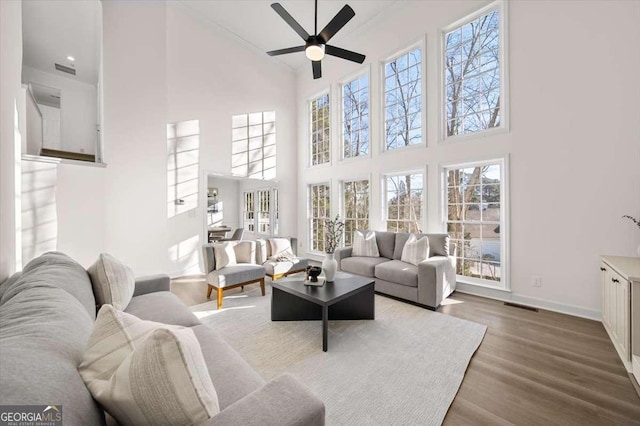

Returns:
454,282,601,321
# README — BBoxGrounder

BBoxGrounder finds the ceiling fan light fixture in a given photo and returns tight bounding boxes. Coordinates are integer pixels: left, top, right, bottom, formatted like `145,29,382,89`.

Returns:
305,43,325,61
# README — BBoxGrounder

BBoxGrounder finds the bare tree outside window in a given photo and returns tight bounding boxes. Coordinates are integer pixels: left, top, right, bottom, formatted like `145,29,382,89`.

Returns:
445,9,501,137
309,183,330,252
342,74,369,158
342,179,369,246
385,48,422,150
310,94,330,165
386,174,423,233
446,163,502,283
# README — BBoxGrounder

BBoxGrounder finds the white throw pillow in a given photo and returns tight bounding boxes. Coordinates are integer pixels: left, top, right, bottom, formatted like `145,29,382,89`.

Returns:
214,242,237,270
269,238,294,260
87,253,135,310
233,241,255,264
401,234,430,266
79,305,220,426
352,230,380,257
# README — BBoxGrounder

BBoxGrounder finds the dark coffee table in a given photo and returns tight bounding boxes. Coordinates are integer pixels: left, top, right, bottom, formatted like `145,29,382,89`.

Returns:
271,272,375,351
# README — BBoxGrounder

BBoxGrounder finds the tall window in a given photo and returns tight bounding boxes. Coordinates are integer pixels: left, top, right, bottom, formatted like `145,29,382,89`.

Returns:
242,192,255,232
232,111,276,179
384,47,422,150
342,73,369,158
385,173,423,233
310,93,330,165
309,183,331,253
444,3,503,138
342,179,370,246
257,189,271,234
445,160,506,287
243,188,278,236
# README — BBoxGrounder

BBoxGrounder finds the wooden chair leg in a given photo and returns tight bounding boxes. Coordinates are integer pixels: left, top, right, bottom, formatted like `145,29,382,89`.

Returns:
217,288,224,310
241,285,244,291
206,284,213,299
260,278,265,296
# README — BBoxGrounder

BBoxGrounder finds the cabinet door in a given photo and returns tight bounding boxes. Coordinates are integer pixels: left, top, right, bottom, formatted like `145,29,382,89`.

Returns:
609,272,618,340
617,277,630,360
601,263,610,327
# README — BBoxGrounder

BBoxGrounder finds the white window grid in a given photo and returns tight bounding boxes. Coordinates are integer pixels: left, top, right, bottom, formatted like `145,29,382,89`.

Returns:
310,93,330,166
342,179,370,246
257,189,271,234
444,7,502,137
444,161,503,285
384,173,424,233
309,183,331,253
231,111,276,179
384,47,422,150
341,73,369,159
242,191,255,232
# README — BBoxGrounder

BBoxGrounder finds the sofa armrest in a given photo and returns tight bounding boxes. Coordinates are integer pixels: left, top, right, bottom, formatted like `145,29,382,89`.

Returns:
334,247,353,271
417,257,456,309
204,373,325,426
255,239,267,264
133,274,170,296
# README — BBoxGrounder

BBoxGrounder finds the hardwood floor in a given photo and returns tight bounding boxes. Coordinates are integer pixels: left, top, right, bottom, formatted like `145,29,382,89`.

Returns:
171,277,640,425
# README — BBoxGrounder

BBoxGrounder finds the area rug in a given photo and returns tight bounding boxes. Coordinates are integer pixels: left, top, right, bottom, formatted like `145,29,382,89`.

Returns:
190,283,486,425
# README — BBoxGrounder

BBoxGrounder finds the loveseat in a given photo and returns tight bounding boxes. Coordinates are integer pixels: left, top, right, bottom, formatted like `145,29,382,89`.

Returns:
335,232,456,310
0,252,324,425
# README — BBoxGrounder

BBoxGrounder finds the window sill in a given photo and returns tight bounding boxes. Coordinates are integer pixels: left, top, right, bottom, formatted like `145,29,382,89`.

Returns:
456,276,510,292
440,125,509,145
22,154,107,168
381,141,426,155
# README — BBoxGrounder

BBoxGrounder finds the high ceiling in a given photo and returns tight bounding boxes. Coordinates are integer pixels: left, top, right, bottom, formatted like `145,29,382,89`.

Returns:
179,0,399,70
22,0,101,85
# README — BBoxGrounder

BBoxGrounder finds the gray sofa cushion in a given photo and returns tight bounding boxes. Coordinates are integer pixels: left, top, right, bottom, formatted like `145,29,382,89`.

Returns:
374,260,418,287
207,265,265,288
374,231,396,260
341,257,390,277
1,252,97,319
427,234,450,257
0,281,104,425
393,233,413,260
191,325,265,410
124,291,201,327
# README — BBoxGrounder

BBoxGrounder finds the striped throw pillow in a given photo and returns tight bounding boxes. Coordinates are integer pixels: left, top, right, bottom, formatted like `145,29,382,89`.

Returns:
79,305,220,425
352,230,380,257
87,253,135,310
401,234,430,266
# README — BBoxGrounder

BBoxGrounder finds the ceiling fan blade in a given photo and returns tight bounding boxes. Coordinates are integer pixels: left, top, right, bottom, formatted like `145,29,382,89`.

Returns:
318,5,355,43
312,60,322,79
267,46,305,56
325,45,365,64
271,3,310,41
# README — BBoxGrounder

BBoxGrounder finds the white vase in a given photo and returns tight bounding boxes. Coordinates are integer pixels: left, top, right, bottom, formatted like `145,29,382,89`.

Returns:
322,252,338,282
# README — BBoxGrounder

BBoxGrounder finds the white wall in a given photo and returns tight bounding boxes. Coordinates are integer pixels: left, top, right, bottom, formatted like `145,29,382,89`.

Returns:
207,176,240,230
165,3,298,276
295,0,640,319
24,87,43,154
22,66,98,154
102,0,169,277
0,0,23,281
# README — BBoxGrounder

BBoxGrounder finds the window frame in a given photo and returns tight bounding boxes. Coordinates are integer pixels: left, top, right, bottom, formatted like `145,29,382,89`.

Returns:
242,186,279,238
379,37,427,154
439,0,509,144
339,65,372,162
231,111,277,180
382,168,427,233
307,181,332,255
308,89,332,168
340,176,371,247
440,155,510,291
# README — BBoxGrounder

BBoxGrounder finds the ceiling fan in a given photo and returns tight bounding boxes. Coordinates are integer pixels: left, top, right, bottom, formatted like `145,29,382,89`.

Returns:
266,0,366,79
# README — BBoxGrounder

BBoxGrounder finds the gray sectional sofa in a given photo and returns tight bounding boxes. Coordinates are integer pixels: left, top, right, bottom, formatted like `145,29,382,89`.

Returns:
335,232,457,310
0,252,324,426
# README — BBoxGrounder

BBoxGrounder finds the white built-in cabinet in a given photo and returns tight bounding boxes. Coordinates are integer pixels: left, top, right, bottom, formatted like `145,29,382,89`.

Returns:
600,256,640,378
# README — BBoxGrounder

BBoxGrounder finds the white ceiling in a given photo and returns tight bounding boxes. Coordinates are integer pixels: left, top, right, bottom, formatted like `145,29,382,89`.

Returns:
22,0,102,85
179,0,399,70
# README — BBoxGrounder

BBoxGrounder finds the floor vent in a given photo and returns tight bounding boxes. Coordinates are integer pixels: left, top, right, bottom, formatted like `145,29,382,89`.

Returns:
504,302,539,312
